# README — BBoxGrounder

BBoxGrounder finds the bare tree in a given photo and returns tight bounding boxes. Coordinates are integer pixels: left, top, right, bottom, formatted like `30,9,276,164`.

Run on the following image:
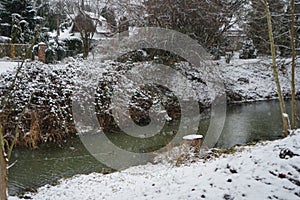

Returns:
144,0,246,49
248,0,300,56
72,11,96,58
290,0,297,129
65,0,114,58
0,125,7,199
262,0,290,136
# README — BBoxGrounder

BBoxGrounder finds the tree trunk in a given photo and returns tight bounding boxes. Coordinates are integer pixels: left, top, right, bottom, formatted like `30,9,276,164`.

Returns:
56,15,60,36
82,32,90,59
0,125,7,200
263,0,290,136
290,0,297,129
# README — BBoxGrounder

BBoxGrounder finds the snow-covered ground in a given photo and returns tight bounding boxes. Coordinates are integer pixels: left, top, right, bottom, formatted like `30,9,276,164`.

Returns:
10,129,300,200
0,60,20,74
218,54,300,102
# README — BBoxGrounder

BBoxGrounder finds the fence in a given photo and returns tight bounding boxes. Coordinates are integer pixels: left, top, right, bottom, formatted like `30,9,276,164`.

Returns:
0,43,32,60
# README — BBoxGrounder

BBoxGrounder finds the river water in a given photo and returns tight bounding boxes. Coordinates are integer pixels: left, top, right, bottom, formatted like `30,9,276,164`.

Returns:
8,100,300,196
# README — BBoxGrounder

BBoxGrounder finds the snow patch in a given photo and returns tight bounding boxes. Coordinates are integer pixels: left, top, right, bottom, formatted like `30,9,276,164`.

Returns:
182,134,203,140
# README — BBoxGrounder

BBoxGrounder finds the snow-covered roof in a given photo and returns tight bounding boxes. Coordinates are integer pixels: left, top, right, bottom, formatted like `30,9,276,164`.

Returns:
222,16,246,38
225,23,246,37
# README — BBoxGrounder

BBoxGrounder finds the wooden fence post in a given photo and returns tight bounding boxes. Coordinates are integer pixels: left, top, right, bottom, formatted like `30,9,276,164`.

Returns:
11,44,15,59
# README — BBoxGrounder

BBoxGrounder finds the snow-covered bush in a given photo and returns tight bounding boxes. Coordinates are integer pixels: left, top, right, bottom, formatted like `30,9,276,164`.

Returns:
0,57,214,148
32,39,68,63
210,46,222,60
95,67,180,132
0,62,76,147
45,47,56,63
11,13,22,44
239,39,257,59
63,38,83,57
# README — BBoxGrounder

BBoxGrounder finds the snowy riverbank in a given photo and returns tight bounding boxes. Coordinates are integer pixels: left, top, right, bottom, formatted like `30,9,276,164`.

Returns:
1,55,299,106
2,56,300,199
10,129,300,200
219,55,300,103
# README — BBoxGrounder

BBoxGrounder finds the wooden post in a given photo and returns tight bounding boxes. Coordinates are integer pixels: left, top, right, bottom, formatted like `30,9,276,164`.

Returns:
283,113,290,137
11,44,15,59
183,134,203,152
38,42,47,63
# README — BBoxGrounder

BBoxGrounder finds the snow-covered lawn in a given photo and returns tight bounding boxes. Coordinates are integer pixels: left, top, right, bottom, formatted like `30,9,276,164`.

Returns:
11,130,300,200
0,60,20,74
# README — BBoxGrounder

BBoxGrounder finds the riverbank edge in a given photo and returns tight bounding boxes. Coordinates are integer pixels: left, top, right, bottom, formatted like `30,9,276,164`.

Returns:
1,57,299,148
9,129,300,200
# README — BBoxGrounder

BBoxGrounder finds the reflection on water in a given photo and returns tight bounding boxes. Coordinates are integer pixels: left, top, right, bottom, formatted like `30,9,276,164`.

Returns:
8,100,299,196
8,139,107,196
216,100,299,148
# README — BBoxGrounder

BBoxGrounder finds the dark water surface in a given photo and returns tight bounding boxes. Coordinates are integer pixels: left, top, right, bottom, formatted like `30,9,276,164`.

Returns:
8,100,300,196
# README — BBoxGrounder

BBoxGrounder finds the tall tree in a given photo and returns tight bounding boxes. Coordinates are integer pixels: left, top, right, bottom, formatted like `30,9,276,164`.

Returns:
10,13,22,43
262,0,290,136
144,0,246,49
72,11,96,58
0,0,52,44
290,0,297,128
101,6,117,33
0,0,29,37
248,0,292,56
66,0,114,58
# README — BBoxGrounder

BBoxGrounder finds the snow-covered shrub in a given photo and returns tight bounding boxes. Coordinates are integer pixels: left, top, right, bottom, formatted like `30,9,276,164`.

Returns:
63,38,83,57
210,46,221,60
239,39,257,59
45,47,56,63
117,49,184,65
0,62,76,148
0,57,213,148
45,39,67,63
94,63,180,133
